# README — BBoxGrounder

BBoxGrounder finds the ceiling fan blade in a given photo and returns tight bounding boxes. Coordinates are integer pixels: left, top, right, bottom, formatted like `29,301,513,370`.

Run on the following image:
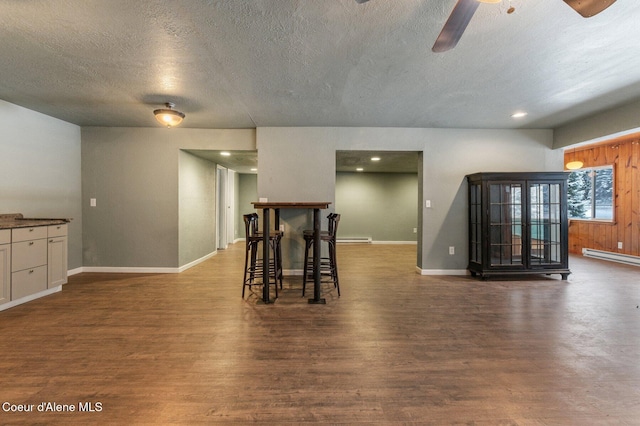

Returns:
563,0,616,17
432,0,480,53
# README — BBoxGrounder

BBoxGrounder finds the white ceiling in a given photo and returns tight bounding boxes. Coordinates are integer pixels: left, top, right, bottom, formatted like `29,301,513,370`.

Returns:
2,0,640,131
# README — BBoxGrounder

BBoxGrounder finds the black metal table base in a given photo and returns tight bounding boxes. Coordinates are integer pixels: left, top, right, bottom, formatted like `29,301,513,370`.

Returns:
253,201,330,305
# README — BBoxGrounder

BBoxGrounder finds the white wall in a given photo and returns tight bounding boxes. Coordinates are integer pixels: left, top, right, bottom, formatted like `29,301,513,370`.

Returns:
0,99,82,270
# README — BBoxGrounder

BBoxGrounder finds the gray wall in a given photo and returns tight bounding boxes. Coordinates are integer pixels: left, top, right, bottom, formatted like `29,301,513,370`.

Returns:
257,127,562,272
336,172,418,242
81,127,255,269
4,95,638,274
554,99,640,148
178,151,216,266
0,99,83,270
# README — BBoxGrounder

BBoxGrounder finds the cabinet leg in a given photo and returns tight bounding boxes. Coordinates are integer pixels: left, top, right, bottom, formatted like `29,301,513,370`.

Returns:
561,273,569,280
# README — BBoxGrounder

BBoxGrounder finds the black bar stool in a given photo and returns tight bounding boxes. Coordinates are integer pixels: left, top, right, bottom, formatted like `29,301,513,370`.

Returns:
302,213,340,297
242,213,283,299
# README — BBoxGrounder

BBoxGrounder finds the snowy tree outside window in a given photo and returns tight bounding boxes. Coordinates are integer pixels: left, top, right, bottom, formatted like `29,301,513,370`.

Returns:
567,166,613,220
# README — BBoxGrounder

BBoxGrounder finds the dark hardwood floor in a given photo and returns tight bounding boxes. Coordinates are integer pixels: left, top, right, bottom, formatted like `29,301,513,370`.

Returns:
1,243,639,424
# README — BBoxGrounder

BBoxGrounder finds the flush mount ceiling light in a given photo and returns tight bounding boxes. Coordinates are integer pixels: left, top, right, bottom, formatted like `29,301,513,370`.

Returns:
154,102,185,128
511,111,528,118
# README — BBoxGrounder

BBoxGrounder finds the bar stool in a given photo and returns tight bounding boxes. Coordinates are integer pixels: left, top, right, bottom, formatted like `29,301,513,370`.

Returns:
242,213,283,299
302,213,340,297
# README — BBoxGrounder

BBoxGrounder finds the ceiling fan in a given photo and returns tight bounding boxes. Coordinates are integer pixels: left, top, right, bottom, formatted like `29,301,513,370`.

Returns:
355,0,617,53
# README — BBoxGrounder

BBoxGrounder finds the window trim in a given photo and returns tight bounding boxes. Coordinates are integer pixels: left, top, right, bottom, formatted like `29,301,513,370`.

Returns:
567,164,615,223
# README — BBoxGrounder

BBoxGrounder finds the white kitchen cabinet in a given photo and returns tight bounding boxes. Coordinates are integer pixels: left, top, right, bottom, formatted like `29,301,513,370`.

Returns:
12,226,48,300
0,215,69,311
0,230,10,306
47,224,68,288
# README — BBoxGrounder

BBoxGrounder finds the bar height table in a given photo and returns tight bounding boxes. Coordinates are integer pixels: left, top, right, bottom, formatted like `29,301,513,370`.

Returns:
251,201,331,304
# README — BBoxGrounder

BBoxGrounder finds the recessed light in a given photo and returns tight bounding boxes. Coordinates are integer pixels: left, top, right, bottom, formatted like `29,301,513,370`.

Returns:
356,167,364,172
511,112,528,118
371,157,381,161
221,152,231,156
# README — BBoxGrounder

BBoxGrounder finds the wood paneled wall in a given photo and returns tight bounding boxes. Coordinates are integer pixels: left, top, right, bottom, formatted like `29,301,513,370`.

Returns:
564,134,640,256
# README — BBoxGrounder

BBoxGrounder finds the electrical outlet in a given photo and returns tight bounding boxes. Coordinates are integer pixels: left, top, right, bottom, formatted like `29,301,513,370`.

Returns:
90,198,96,207
618,242,623,249
449,246,455,255
413,228,417,233
425,200,432,208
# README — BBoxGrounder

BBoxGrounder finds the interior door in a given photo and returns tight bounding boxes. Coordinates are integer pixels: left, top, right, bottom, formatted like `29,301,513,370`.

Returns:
216,166,228,250
227,169,236,245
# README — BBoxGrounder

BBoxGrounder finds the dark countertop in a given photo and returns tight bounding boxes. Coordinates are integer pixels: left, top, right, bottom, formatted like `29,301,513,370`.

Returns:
0,213,71,230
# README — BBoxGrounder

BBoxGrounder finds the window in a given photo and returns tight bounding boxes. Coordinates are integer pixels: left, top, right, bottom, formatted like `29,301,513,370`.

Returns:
567,166,614,220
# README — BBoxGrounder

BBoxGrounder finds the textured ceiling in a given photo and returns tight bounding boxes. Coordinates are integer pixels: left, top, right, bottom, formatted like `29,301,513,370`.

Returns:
2,1,640,130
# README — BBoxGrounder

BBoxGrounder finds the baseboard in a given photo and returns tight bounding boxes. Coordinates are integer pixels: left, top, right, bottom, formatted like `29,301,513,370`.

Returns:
68,267,83,276
0,286,62,312
76,251,217,274
337,237,372,243
416,267,469,276
371,241,417,245
582,248,640,267
178,251,217,273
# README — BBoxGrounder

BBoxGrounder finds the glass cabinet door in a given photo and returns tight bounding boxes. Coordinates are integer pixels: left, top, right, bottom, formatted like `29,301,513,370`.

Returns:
469,184,482,263
488,182,523,267
528,182,563,266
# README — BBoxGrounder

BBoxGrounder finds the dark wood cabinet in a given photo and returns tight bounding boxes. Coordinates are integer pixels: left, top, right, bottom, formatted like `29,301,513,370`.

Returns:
466,172,570,280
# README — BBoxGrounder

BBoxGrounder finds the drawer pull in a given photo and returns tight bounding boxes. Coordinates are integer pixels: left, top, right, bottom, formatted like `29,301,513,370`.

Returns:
29,269,34,274
50,239,54,243
29,241,34,246
29,228,34,232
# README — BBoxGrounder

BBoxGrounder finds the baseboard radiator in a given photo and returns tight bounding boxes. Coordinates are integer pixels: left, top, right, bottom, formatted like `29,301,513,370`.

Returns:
582,248,640,267
337,237,372,244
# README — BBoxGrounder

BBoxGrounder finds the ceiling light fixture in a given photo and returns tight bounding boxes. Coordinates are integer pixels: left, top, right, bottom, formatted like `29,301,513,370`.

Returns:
371,157,381,161
356,168,364,172
221,152,231,156
153,102,185,128
565,148,583,170
511,112,528,118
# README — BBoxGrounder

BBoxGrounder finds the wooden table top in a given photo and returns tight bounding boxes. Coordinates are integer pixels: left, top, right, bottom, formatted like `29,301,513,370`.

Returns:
251,201,331,209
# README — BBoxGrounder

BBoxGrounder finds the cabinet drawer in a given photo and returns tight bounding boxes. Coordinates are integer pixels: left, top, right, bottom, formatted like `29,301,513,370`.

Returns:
12,226,47,243
0,229,10,245
12,265,47,300
48,224,67,238
12,238,47,272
